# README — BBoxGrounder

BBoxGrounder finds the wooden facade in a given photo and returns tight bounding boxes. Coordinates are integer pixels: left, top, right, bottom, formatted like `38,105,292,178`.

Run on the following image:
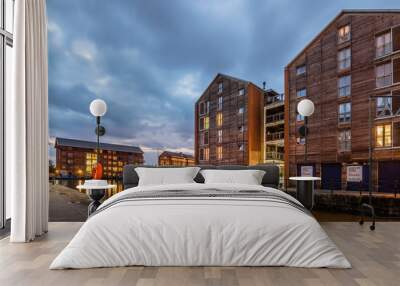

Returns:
158,151,195,166
285,10,400,192
55,138,144,178
194,74,264,165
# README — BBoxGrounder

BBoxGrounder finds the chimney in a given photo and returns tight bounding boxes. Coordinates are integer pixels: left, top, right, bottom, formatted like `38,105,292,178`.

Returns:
262,81,266,90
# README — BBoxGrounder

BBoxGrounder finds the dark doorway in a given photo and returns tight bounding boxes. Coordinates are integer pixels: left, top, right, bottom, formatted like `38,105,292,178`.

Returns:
378,161,400,193
321,163,342,190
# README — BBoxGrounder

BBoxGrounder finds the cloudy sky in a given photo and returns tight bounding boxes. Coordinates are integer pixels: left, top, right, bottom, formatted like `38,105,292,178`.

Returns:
47,0,399,164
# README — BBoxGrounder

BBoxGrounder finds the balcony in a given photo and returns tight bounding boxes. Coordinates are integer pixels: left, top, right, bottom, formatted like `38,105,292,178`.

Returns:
265,112,284,126
266,131,284,141
265,151,284,161
265,94,284,109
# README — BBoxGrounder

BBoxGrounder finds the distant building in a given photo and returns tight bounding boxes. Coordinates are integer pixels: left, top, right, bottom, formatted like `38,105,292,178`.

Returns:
285,10,400,192
194,73,266,165
158,151,195,166
55,137,144,178
264,90,285,181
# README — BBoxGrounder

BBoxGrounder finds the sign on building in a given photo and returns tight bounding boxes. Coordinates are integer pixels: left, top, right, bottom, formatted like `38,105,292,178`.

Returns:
301,166,314,177
347,166,363,182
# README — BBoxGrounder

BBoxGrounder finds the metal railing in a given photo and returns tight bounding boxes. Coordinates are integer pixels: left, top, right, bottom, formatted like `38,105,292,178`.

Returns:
265,152,284,160
265,112,284,123
266,131,284,141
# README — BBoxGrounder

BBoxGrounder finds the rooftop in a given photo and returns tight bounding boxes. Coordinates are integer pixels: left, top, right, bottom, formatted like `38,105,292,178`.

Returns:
159,150,194,159
54,137,143,154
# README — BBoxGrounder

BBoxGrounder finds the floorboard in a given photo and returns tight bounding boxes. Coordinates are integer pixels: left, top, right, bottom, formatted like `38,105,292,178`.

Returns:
0,222,399,286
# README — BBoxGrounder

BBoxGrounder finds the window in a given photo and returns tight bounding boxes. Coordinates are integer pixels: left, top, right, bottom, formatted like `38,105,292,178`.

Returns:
338,75,351,97
217,130,222,143
239,144,244,151
376,124,392,147
296,112,304,121
199,147,209,161
376,96,392,117
216,112,223,127
239,88,245,96
217,146,223,160
199,116,209,130
200,131,209,145
199,101,209,115
296,65,306,75
218,96,223,110
376,63,392,88
338,48,351,70
338,130,351,152
239,125,245,133
376,32,392,58
338,25,351,44
296,88,306,98
339,102,351,123
218,82,223,94
296,137,305,145
1,0,15,228
238,107,244,114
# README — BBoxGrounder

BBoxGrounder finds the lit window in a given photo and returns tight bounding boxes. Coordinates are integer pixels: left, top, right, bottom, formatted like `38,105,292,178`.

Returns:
199,101,209,115
376,96,392,117
218,96,223,110
376,63,392,88
338,75,351,97
338,48,351,70
376,124,392,147
239,88,245,96
216,112,223,127
296,65,306,75
338,129,351,152
338,25,351,44
199,147,209,161
296,88,306,98
217,130,222,143
376,32,392,58
199,116,209,130
217,146,223,160
218,82,223,94
238,107,244,114
338,102,351,123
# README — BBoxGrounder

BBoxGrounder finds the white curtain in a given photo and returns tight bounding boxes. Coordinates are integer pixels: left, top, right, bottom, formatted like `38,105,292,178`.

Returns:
9,0,49,242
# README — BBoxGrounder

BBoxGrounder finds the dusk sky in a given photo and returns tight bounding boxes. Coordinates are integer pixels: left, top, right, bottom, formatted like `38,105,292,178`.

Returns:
47,0,399,164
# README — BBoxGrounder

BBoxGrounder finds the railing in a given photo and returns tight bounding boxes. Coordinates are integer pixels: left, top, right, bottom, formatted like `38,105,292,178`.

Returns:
266,131,284,141
266,93,284,104
265,152,284,160
265,112,284,123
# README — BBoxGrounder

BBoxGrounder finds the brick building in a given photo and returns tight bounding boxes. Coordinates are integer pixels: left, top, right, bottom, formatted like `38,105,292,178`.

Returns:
158,151,195,166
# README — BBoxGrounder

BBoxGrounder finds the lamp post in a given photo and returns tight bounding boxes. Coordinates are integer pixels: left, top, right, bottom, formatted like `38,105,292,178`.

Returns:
89,99,107,158
297,99,315,163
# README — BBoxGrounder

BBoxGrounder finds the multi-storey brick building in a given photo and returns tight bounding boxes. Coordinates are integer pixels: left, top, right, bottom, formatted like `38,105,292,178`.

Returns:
194,74,265,165
285,10,400,192
55,137,144,178
158,151,195,166
264,90,285,183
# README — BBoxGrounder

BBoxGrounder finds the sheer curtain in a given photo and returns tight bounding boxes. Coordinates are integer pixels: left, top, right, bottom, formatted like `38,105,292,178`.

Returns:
8,0,49,242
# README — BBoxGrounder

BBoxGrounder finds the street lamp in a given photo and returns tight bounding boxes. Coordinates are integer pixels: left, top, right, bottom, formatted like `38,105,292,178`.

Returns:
297,99,315,162
89,99,107,179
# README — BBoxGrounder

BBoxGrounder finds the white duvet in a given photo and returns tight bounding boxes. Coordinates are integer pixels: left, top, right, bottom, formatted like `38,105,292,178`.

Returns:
50,183,351,269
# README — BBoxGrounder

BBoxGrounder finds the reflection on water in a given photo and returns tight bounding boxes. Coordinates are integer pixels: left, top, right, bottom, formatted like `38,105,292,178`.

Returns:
51,179,124,199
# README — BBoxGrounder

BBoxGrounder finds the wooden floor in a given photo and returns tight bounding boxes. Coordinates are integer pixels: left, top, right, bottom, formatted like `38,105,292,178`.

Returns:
0,222,399,286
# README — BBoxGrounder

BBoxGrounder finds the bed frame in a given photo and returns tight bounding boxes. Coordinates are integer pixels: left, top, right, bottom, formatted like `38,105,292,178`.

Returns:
122,164,280,190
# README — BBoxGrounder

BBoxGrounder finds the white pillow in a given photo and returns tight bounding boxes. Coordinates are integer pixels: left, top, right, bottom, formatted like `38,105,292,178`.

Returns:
135,167,200,186
200,169,266,185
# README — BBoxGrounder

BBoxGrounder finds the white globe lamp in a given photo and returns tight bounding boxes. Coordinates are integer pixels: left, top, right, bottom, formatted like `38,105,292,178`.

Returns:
297,99,314,117
90,99,107,117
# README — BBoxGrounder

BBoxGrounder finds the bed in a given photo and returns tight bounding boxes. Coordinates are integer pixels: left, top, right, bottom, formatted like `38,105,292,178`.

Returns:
50,165,351,269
